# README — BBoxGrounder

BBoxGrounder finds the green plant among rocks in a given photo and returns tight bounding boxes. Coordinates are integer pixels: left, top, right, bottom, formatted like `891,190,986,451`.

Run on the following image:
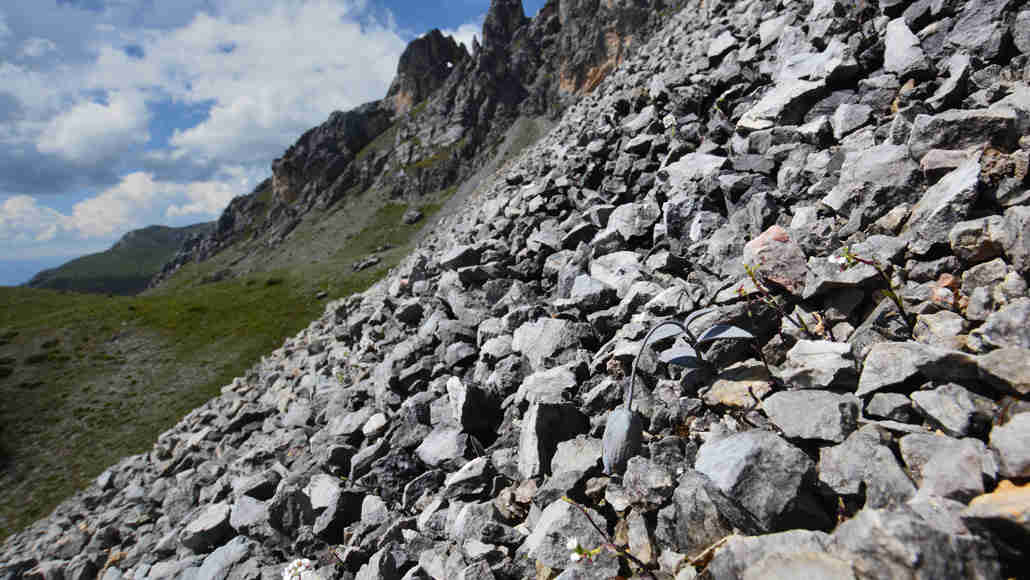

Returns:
832,245,915,336
562,497,658,580
603,309,753,474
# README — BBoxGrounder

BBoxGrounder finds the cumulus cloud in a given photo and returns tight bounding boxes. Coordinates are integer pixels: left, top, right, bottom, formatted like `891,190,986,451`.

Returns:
36,91,150,164
0,195,66,242
441,17,482,52
88,0,408,165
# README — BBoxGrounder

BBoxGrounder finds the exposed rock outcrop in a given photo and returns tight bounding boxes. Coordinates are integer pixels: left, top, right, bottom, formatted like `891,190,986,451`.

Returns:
9,0,1030,578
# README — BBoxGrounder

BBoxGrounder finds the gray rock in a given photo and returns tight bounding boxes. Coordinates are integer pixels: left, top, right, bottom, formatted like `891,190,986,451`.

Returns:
355,546,399,580
514,364,579,407
708,30,737,59
705,530,834,580
518,402,589,478
821,145,919,235
948,0,1011,59
695,430,825,530
738,79,825,132
415,426,470,468
949,215,1006,264
443,456,493,498
558,275,618,312
977,298,1030,350
865,393,915,422
446,376,498,435
444,342,476,368
742,551,857,580
777,340,858,390
831,502,1000,579
902,156,980,256
910,383,994,437
978,347,1030,396
913,310,967,350
512,318,595,371
196,536,252,580
908,109,1017,162
899,433,994,502
517,499,606,570
884,18,930,80
606,201,661,242
551,435,602,477
660,153,728,183
856,342,979,397
180,502,233,553
819,426,916,509
655,470,765,559
1002,206,1030,275
831,103,873,140
605,457,676,512
762,390,859,443
990,412,1030,478
927,53,971,111
440,245,482,270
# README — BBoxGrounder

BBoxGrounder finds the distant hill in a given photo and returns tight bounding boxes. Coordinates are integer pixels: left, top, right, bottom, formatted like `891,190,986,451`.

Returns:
25,223,214,295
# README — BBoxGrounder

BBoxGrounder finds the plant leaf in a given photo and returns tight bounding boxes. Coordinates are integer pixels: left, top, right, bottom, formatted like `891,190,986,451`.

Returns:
660,344,702,367
684,307,716,329
645,322,684,346
696,324,754,344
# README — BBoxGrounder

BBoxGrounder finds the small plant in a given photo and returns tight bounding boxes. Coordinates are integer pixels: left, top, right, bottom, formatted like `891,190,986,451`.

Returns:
563,497,657,580
602,309,753,474
282,558,323,580
741,262,815,337
831,246,914,335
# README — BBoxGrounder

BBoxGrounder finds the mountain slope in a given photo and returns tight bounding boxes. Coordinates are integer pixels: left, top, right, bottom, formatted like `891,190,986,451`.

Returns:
26,223,213,296
4,0,1030,577
149,0,681,289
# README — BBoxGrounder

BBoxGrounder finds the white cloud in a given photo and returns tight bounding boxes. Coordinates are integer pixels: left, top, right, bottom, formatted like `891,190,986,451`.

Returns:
0,195,66,242
67,171,168,237
19,37,58,59
85,0,408,165
165,164,265,217
36,91,150,164
441,17,482,52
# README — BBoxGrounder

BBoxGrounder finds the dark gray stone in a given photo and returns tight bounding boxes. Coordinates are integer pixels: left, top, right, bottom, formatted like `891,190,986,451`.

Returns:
910,383,994,437
517,402,589,478
900,433,994,502
180,502,233,553
866,393,915,422
903,156,980,256
654,470,764,559
884,18,930,81
856,342,979,397
830,502,1001,579
908,109,1018,162
819,426,916,509
705,530,834,580
762,390,859,443
776,340,858,390
695,430,826,530
196,536,252,580
990,412,1030,478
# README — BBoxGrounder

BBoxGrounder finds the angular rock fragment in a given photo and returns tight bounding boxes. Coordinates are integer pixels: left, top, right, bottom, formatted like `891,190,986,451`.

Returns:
762,390,859,443
819,425,916,509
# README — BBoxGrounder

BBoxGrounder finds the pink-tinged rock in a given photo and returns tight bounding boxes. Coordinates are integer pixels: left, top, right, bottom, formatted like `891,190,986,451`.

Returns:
743,225,809,294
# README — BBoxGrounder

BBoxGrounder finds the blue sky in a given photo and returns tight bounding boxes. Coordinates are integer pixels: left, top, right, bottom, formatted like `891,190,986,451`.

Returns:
0,0,547,285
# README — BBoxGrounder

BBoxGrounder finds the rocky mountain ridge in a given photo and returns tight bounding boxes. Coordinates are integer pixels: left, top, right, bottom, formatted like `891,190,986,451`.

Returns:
4,0,1030,578
151,0,680,287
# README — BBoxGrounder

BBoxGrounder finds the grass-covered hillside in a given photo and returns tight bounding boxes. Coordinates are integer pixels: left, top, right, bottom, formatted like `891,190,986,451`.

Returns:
26,223,214,296
0,192,448,540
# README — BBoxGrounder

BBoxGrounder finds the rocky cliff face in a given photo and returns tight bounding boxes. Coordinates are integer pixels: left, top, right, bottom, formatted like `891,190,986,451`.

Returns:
8,0,1030,578
150,0,678,287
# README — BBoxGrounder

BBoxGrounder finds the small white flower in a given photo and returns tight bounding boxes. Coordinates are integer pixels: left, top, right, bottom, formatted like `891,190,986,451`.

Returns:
283,559,315,580
566,537,580,550
828,253,847,265
570,552,583,562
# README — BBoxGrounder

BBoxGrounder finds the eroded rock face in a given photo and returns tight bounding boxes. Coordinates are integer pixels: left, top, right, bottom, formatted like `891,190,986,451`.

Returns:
8,0,1030,578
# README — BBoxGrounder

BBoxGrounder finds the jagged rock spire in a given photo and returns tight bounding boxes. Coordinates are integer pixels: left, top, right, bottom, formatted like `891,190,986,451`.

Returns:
481,0,527,52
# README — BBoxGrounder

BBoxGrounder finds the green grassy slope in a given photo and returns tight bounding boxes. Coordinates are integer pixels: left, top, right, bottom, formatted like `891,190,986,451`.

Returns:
26,223,213,296
0,194,449,540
